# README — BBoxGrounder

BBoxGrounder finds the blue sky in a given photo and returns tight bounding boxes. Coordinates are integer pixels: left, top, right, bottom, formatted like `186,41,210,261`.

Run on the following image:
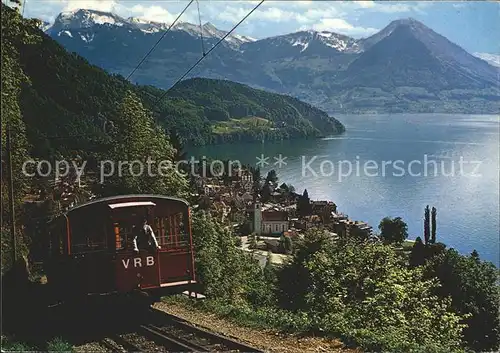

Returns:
17,1,500,54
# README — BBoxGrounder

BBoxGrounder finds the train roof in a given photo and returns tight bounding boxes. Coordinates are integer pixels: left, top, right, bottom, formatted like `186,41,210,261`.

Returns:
63,194,189,216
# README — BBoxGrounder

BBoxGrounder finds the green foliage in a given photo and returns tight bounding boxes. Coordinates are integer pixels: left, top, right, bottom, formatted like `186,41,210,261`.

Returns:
192,211,261,302
249,166,261,196
99,90,188,197
423,249,500,352
431,206,437,244
260,183,272,203
1,4,41,274
277,229,466,352
409,238,447,268
7,5,344,168
158,78,345,145
297,189,312,218
378,216,408,245
265,170,278,187
278,235,293,254
1,335,33,352
47,337,73,352
424,205,430,244
248,233,258,250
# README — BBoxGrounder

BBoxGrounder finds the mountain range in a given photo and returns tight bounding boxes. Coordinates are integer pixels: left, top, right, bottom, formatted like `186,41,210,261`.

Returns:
43,9,500,114
6,3,343,158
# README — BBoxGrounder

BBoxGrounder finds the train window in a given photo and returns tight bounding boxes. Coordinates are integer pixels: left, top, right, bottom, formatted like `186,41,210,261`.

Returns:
155,212,189,248
113,222,135,251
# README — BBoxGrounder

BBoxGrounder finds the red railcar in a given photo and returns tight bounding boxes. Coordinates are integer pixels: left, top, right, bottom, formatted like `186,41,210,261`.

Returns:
44,195,196,302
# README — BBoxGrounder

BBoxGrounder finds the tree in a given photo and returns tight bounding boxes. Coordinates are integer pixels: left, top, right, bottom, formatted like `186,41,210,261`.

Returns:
283,236,293,254
431,206,437,244
191,211,262,301
249,166,261,196
424,249,500,352
277,229,466,352
101,91,188,197
409,236,426,267
378,217,408,245
265,169,278,187
198,195,212,210
260,182,272,203
297,189,312,218
248,233,258,250
278,235,293,254
168,130,189,178
1,5,41,274
423,205,430,244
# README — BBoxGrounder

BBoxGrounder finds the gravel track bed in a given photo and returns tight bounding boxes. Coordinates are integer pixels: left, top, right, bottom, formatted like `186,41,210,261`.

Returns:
73,341,113,353
154,302,359,353
153,324,233,352
120,332,168,352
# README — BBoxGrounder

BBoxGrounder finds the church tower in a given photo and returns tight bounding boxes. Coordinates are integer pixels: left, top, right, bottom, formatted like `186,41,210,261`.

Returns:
253,202,262,235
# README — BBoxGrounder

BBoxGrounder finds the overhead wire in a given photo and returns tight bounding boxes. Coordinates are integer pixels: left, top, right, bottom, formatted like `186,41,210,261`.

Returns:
125,0,195,81
152,0,265,108
195,0,206,56
21,0,26,17
23,0,264,141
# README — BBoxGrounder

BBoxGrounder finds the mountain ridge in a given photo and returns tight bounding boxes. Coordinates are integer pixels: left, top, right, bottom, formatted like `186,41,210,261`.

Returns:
43,8,500,114
11,6,344,153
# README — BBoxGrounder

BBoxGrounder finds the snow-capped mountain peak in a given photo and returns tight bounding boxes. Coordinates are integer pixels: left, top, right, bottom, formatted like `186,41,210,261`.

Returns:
262,30,360,54
53,9,129,30
126,16,170,33
47,9,255,48
473,53,500,68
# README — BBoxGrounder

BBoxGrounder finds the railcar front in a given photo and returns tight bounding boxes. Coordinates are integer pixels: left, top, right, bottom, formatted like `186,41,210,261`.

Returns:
44,195,196,303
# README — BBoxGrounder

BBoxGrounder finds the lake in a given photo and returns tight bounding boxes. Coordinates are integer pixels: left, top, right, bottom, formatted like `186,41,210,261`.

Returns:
188,114,500,266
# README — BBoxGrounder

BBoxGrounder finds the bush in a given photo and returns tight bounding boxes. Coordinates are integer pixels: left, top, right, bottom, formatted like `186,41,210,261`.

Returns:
276,229,466,352
47,337,73,352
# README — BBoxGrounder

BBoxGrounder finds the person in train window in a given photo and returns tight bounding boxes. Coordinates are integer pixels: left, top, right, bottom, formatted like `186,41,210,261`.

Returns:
133,218,161,252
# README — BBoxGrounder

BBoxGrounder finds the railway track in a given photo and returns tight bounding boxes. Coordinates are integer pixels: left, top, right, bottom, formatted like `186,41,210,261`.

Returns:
95,308,263,352
147,307,263,352
100,327,203,352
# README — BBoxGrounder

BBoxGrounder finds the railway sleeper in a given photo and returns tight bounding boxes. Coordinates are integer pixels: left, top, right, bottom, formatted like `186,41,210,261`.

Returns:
139,324,208,352
149,309,263,352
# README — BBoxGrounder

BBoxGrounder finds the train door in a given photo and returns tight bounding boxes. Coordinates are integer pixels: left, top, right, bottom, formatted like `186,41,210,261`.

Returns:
154,208,195,286
109,203,161,292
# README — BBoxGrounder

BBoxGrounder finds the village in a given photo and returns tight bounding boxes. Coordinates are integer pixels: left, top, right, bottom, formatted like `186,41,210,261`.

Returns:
21,159,375,267
189,163,374,266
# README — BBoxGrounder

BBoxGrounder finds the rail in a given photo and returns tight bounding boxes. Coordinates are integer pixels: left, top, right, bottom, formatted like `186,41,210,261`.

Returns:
148,307,264,352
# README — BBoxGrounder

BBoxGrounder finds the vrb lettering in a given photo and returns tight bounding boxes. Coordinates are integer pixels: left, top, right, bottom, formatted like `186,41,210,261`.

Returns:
121,256,155,269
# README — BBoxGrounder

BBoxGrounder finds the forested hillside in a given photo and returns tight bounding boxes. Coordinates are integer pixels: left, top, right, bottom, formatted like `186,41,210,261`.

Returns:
141,79,345,145
2,5,189,272
1,3,343,268
6,4,344,155
46,9,500,114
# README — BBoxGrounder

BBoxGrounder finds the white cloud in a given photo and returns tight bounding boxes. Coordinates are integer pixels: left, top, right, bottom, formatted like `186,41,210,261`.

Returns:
62,0,117,13
127,4,177,23
309,18,378,37
300,7,344,22
355,1,376,9
259,7,297,22
214,6,250,22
